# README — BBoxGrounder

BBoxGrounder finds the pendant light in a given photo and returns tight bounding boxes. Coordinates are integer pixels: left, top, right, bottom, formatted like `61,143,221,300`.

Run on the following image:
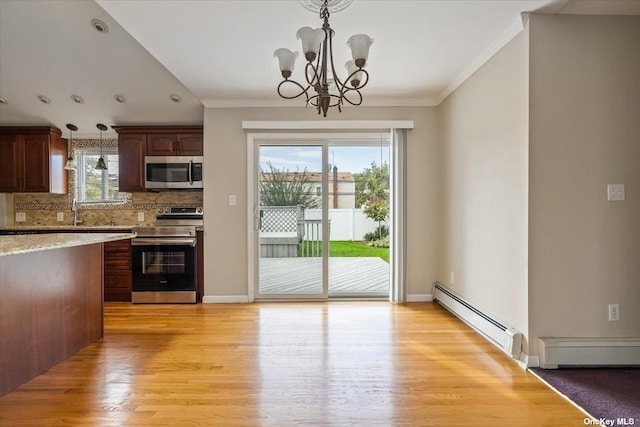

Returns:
63,124,78,170
95,123,108,170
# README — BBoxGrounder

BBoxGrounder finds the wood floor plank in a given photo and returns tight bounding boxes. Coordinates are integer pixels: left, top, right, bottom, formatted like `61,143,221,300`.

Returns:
0,302,586,426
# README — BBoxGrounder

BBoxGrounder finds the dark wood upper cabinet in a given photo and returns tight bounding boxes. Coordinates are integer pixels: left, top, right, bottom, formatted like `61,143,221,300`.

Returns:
147,134,177,156
146,131,203,156
176,134,203,156
0,127,67,194
116,133,146,193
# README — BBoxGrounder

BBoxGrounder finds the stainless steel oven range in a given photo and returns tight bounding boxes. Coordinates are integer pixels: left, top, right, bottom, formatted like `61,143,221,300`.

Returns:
132,206,203,303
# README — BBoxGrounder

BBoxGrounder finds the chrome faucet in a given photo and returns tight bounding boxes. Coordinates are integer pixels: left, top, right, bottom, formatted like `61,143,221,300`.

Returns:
71,197,83,226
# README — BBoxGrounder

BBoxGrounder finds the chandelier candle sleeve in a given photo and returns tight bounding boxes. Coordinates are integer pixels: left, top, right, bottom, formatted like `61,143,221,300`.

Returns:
273,0,372,117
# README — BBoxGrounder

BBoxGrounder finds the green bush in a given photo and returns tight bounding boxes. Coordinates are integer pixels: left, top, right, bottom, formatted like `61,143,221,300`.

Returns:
366,236,389,248
364,225,389,242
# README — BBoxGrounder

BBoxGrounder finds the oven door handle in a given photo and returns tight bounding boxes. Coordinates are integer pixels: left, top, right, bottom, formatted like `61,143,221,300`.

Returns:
132,238,197,247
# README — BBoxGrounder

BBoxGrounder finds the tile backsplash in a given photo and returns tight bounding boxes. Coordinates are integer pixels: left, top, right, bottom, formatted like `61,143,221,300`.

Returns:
11,191,203,226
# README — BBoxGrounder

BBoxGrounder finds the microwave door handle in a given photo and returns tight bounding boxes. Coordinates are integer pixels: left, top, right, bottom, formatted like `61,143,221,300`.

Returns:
188,160,193,185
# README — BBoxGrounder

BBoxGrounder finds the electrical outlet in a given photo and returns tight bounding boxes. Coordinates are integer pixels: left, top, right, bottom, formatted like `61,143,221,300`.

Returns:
228,194,237,206
450,272,455,285
56,212,64,222
608,304,619,321
607,184,625,201
137,212,145,222
15,212,26,222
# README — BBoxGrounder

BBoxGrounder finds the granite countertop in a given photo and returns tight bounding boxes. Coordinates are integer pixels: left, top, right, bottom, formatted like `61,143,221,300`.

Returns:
0,232,136,257
0,225,136,231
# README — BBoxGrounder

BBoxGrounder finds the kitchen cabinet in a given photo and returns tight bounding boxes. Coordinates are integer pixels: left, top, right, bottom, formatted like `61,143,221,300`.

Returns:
147,133,203,156
103,238,132,302
113,126,203,193
117,133,146,192
0,126,67,193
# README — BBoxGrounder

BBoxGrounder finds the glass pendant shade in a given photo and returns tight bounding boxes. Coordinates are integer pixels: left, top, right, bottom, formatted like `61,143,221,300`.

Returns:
274,48,299,77
296,27,325,61
347,34,373,65
345,60,365,87
64,123,77,171
64,157,76,171
95,157,107,170
95,123,108,171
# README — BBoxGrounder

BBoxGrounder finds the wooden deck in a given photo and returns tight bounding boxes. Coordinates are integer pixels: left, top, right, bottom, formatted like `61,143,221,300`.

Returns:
259,257,389,296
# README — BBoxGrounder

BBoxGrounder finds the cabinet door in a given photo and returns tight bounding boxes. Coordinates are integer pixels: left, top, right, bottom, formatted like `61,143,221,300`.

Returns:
22,134,49,192
118,134,146,192
176,134,203,156
147,134,176,156
0,134,20,192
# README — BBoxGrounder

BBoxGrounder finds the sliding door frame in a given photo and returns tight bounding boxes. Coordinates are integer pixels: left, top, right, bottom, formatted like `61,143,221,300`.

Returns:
246,124,411,303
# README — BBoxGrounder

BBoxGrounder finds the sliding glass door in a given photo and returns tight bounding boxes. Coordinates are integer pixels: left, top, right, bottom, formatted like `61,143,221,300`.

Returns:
251,135,391,300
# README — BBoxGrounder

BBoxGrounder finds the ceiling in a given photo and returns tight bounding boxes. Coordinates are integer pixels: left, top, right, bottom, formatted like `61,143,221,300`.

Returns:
1,0,639,138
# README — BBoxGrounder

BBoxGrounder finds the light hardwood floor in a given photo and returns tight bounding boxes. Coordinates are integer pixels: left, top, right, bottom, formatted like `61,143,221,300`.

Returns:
0,302,585,426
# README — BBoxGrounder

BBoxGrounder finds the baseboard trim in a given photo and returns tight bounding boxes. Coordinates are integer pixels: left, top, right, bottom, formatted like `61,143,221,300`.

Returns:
407,294,433,302
202,295,250,303
518,353,540,369
538,337,640,369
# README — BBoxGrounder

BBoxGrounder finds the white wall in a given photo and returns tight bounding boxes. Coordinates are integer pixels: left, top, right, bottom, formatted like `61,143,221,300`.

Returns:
203,106,437,298
528,14,640,355
437,28,530,348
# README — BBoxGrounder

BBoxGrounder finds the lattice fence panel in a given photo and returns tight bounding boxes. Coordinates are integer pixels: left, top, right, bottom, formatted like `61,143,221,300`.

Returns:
261,206,302,232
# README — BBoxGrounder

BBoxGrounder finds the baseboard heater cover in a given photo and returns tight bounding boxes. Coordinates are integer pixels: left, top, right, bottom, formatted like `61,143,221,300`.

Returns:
537,337,640,369
432,282,523,360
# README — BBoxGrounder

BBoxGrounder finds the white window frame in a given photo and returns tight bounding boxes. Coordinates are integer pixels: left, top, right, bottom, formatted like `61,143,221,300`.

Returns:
75,148,120,203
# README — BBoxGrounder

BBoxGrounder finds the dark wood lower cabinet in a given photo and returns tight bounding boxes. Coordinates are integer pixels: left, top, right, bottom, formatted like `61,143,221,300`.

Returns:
103,239,132,302
0,243,104,396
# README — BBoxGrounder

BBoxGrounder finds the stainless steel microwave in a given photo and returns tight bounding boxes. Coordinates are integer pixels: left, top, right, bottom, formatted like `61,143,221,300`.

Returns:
145,156,203,190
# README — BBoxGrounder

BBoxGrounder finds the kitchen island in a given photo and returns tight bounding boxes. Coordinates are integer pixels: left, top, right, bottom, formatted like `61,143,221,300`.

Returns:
0,232,135,396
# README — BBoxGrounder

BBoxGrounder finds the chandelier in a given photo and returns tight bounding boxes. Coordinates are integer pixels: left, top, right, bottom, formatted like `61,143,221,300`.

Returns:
274,0,373,117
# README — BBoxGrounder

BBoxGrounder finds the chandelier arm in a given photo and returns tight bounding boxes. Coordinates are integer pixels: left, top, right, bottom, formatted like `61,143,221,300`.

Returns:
326,32,348,93
340,68,370,91
340,88,364,106
305,62,321,88
308,93,344,108
277,79,311,102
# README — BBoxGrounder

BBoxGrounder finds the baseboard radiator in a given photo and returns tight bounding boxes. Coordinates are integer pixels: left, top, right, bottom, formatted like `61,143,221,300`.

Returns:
433,282,523,360
538,337,640,369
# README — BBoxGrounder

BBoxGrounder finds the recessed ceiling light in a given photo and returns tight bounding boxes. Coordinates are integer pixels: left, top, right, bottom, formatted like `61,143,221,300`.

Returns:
169,94,182,103
114,94,127,103
91,19,109,33
71,95,85,104
0,97,7,104
38,95,51,104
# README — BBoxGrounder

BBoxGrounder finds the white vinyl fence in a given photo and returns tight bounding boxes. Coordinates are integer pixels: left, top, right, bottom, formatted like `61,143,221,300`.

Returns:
304,208,383,241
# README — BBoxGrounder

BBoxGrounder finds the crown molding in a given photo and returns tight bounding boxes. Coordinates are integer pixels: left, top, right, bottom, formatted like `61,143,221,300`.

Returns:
202,96,437,109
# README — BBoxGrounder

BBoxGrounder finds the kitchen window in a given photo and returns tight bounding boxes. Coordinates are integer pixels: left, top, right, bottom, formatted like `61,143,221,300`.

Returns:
75,149,120,202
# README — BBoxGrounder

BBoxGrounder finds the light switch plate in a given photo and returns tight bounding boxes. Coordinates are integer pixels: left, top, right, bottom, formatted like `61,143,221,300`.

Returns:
56,212,64,222
137,212,145,222
15,212,26,222
228,194,237,206
607,184,625,201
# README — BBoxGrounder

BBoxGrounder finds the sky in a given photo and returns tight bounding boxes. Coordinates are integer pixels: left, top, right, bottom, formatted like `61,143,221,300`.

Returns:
259,145,390,174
